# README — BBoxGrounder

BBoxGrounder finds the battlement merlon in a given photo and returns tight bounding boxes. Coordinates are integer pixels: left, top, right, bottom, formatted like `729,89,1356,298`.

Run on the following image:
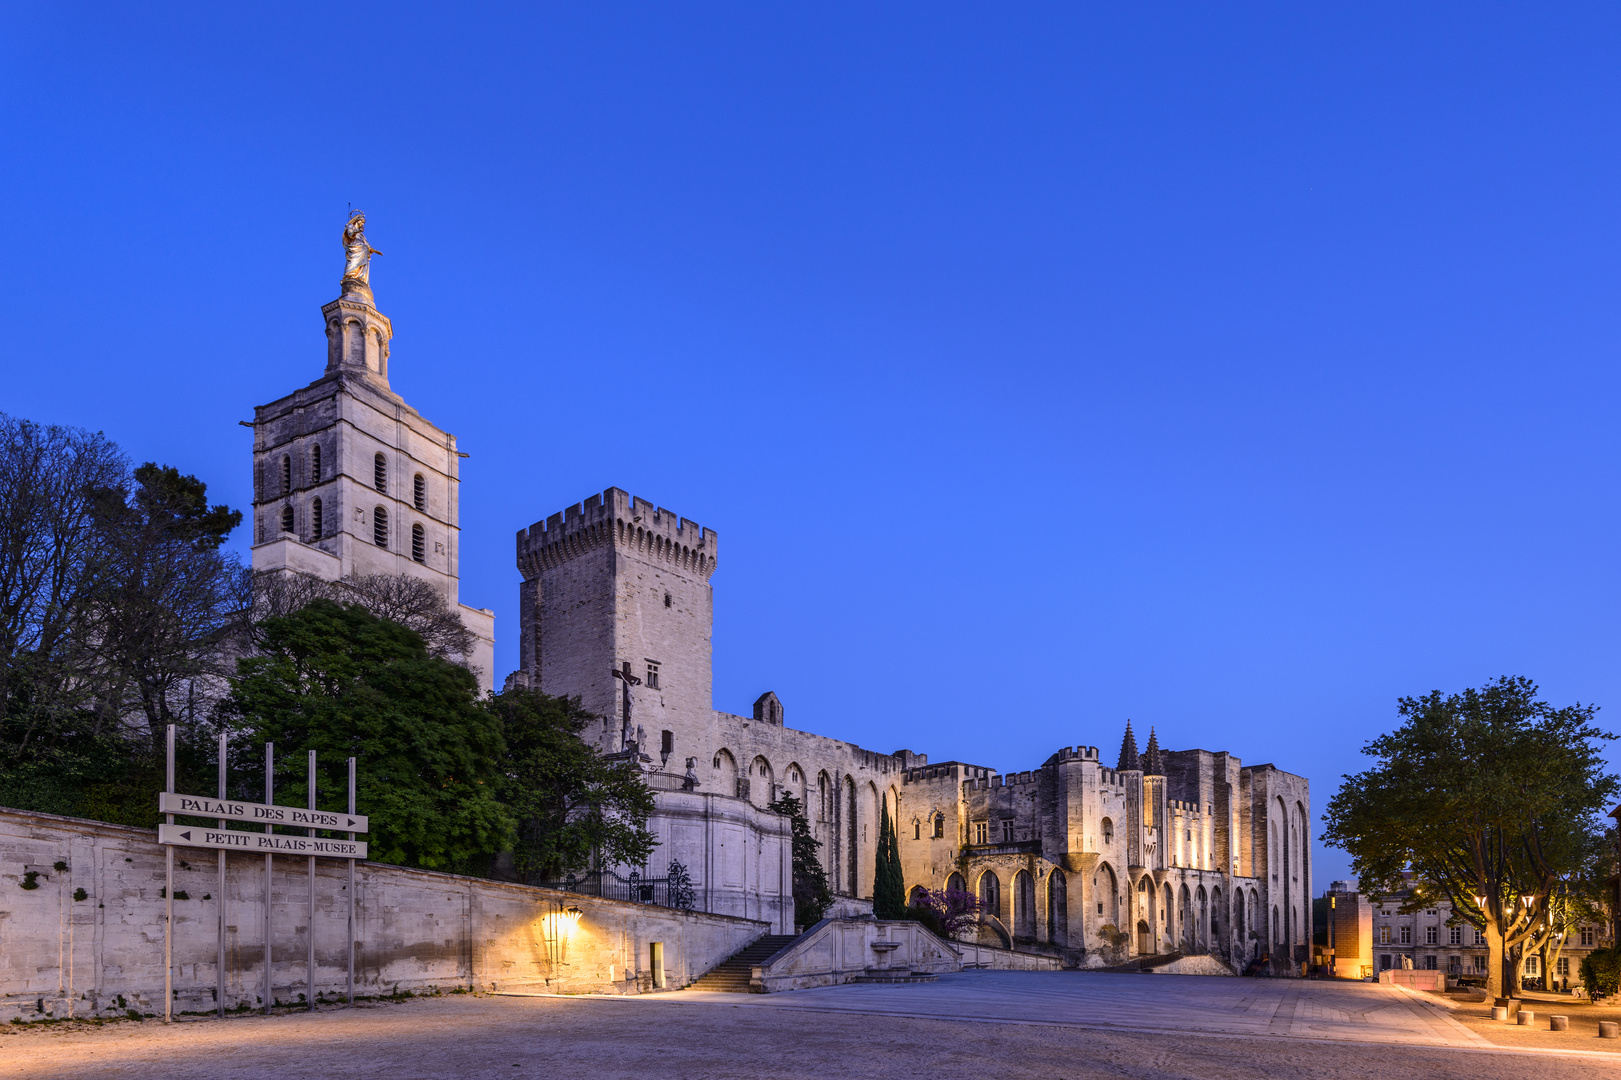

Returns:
516,487,719,580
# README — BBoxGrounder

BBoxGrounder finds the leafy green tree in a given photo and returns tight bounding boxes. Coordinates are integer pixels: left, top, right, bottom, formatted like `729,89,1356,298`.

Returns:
224,600,512,871
1580,947,1621,1000
1323,676,1617,1001
765,791,831,927
484,686,656,882
873,800,906,919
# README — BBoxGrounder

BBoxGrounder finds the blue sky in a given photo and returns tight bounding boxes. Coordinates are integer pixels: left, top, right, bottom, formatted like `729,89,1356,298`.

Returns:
4,5,1620,889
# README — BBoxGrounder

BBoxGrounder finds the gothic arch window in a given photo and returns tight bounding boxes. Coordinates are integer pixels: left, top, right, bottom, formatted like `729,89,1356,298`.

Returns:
913,818,921,841
280,505,294,534
846,776,858,896
374,453,387,494
373,506,388,547
817,771,830,821
411,523,425,563
310,444,322,482
978,871,1001,919
311,498,323,538
414,473,426,512
933,812,945,839
1101,817,1114,845
281,455,292,496
1013,870,1035,939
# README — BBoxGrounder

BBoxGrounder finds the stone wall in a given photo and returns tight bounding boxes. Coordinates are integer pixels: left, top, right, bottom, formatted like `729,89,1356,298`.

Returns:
752,918,1062,993
0,808,768,1022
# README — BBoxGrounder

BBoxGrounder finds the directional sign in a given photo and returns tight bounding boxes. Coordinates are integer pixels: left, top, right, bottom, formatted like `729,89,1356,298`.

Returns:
158,824,367,859
159,792,367,833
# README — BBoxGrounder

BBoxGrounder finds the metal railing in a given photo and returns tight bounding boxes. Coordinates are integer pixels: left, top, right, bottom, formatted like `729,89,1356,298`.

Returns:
537,869,685,909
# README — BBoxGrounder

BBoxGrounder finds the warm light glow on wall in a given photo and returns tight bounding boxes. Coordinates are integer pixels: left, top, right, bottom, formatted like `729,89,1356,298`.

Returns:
538,906,586,968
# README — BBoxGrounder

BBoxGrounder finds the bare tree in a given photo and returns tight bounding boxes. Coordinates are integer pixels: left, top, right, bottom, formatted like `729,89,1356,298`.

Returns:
0,413,127,756
252,570,475,667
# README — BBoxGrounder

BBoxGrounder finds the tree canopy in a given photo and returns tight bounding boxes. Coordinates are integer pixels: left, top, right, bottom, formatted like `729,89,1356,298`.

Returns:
485,685,657,882
1323,676,1617,999
224,600,512,871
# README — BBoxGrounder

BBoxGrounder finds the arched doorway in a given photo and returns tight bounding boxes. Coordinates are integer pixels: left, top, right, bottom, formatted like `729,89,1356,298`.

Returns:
946,871,966,895
1137,920,1152,956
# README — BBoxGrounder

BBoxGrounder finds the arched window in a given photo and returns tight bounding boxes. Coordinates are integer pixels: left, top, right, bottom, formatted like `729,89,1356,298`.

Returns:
933,812,945,838
979,871,1001,918
373,506,388,547
1101,817,1114,845
913,819,921,841
846,777,858,895
280,505,294,533
281,455,292,495
413,473,426,512
310,444,322,482
411,523,425,563
311,498,323,538
374,453,387,493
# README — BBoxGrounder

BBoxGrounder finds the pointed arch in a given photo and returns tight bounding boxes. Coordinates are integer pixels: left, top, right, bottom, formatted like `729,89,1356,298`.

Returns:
1012,870,1035,939
1046,868,1068,946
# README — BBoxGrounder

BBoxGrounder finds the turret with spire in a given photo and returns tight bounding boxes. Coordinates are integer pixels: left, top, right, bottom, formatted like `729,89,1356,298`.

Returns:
1144,727,1166,775
1117,720,1141,771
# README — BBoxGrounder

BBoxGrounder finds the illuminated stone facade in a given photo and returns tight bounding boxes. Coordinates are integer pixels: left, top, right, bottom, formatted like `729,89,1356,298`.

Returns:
516,489,1313,972
249,280,495,690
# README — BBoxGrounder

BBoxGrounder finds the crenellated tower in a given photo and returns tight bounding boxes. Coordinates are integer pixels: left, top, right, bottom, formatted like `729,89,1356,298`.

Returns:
516,488,718,757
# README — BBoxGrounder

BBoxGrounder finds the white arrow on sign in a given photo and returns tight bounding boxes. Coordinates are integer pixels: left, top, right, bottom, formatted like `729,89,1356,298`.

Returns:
158,824,367,860
159,792,367,833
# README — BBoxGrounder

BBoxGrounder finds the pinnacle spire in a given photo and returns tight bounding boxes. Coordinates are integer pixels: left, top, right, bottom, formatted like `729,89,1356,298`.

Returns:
1117,719,1140,771
1144,726,1165,775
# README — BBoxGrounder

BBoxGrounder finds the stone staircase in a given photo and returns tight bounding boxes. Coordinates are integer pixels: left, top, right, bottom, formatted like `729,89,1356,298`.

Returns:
688,934,800,992
1096,949,1184,974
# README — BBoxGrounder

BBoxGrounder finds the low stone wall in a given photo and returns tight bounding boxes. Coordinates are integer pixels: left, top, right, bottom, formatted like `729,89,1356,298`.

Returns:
752,918,1061,993
0,808,768,1022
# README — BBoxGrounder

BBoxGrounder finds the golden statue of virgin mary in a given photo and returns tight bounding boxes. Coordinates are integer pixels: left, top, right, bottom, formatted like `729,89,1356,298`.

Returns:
341,211,382,298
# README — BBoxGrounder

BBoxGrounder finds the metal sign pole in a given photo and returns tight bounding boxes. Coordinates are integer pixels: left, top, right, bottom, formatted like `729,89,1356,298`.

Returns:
308,750,316,1011
347,756,356,1006
263,742,273,1015
217,732,227,1019
164,723,175,1024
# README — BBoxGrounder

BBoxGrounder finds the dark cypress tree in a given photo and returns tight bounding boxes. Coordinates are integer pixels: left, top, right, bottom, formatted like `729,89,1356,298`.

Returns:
874,800,907,919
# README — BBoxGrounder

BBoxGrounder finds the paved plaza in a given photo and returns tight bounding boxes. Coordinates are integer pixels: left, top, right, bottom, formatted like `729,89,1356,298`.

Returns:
2,972,1618,1079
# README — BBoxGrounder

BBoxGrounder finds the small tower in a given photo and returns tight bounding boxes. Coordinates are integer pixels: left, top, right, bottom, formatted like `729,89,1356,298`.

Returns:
248,214,495,689
1143,727,1166,775
753,691,784,725
1117,720,1141,771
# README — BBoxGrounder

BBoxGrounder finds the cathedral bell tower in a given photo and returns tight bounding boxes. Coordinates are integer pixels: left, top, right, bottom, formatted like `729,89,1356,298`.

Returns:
248,213,496,690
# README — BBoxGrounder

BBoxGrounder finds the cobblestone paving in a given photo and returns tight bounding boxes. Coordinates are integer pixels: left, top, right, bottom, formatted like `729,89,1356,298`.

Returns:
2,976,1617,1079
663,971,1492,1047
